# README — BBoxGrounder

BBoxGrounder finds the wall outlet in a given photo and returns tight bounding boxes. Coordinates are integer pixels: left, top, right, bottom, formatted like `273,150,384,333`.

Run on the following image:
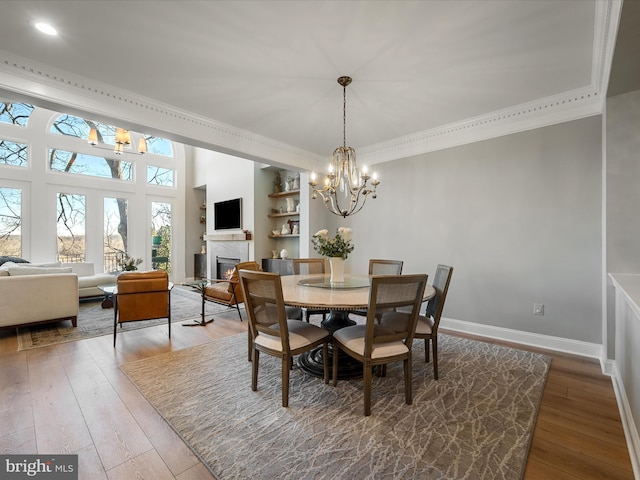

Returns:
533,303,544,316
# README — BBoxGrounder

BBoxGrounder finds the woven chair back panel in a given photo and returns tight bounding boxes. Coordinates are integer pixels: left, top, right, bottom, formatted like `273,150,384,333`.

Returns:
369,276,426,344
293,259,325,275
369,260,403,275
426,264,453,323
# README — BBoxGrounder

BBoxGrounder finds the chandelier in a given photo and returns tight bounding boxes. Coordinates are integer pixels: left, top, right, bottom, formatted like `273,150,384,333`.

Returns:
309,76,379,217
88,127,147,155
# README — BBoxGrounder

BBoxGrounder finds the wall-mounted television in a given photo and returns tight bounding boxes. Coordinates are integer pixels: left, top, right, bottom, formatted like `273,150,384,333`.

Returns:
214,198,242,230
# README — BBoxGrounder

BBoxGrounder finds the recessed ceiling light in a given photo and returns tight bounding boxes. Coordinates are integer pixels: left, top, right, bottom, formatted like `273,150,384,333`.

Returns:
34,22,58,36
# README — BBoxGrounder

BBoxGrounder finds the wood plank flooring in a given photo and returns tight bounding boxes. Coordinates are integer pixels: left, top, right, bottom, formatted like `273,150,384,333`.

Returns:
0,309,633,479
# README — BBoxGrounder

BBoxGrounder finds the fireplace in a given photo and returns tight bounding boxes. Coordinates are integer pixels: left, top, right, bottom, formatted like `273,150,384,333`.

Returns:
217,256,240,280
208,240,250,279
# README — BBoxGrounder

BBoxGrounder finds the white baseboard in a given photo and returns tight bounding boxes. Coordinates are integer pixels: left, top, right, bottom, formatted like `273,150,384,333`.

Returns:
440,317,602,358
611,363,640,479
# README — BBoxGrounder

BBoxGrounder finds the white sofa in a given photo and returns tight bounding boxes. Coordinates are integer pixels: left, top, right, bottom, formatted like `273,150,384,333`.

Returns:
63,262,118,299
0,272,79,328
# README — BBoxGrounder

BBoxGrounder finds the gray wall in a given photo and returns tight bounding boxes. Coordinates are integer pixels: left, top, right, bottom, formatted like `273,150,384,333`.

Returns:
606,88,640,358
606,89,640,273
334,116,603,343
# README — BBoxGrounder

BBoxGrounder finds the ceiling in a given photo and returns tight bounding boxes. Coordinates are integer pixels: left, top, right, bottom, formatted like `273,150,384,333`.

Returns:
0,0,626,166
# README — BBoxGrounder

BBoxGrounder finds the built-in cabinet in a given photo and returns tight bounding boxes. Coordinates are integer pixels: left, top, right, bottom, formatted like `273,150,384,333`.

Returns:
262,258,294,275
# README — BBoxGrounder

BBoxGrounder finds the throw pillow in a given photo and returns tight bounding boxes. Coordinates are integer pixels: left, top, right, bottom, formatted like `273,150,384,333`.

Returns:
6,266,73,276
0,256,29,266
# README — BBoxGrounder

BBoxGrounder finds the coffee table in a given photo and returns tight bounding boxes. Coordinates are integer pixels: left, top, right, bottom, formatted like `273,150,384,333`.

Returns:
97,284,116,309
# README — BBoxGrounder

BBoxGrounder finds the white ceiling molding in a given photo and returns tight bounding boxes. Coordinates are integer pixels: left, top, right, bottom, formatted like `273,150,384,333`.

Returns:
591,0,623,95
0,50,322,171
358,85,603,165
0,0,620,172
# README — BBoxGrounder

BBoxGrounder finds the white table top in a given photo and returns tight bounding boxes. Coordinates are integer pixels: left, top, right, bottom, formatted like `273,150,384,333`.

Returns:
280,274,435,311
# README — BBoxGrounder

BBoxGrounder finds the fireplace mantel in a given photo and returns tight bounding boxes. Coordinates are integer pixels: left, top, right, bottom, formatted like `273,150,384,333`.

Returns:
204,232,252,241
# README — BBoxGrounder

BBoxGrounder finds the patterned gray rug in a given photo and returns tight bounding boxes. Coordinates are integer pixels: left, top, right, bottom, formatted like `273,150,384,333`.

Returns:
121,333,550,480
17,287,238,350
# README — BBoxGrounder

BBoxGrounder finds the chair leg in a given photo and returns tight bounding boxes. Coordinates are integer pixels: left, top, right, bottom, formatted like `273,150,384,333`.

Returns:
113,305,118,347
332,339,340,386
235,302,243,321
364,364,372,416
432,336,438,380
322,342,329,384
252,349,259,391
282,356,290,407
404,356,413,405
424,338,430,363
247,332,252,362
305,310,310,323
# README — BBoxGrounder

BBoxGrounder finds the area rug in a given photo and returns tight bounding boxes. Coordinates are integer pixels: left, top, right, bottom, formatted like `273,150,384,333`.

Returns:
17,287,239,351
121,333,550,480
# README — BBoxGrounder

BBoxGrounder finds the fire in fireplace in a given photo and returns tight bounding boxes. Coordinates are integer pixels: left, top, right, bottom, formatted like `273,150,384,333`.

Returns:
216,256,240,279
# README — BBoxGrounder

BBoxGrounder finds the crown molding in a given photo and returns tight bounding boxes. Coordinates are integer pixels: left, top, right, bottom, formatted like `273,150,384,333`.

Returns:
358,0,620,166
358,85,603,165
0,50,322,170
0,0,621,171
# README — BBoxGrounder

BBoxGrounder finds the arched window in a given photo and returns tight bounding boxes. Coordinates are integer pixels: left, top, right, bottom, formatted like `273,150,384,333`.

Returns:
0,102,34,126
50,114,174,156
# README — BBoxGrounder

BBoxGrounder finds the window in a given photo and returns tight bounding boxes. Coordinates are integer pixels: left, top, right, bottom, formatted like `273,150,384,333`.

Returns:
0,102,34,126
145,136,173,156
57,192,86,263
0,139,28,167
147,165,174,186
49,149,133,181
51,114,174,156
151,201,171,272
0,187,22,256
104,197,129,273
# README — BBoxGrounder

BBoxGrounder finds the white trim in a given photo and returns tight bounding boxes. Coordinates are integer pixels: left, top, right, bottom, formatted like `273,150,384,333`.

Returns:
610,362,640,480
359,86,602,165
0,50,322,170
440,316,603,359
0,1,621,171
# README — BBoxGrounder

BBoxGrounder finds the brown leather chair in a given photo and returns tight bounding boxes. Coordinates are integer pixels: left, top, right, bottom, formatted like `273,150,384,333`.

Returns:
114,270,171,347
203,261,260,320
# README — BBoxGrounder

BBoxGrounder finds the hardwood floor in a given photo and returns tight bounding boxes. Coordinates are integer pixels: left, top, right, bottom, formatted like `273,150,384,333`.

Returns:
0,311,634,479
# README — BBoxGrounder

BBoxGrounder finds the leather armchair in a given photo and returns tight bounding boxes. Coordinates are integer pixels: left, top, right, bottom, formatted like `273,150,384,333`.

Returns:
114,270,171,347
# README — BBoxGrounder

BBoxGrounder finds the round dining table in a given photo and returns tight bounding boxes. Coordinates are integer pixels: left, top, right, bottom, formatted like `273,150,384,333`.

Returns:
279,274,436,378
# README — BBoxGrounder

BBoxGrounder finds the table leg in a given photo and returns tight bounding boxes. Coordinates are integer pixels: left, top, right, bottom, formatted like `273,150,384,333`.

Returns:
182,286,214,326
299,309,362,379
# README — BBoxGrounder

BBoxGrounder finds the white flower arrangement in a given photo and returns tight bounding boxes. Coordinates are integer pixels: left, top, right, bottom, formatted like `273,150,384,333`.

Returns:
311,227,354,259
119,253,143,271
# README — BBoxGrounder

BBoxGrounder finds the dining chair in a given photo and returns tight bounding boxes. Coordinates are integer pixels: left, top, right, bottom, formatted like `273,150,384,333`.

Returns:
333,273,427,416
239,269,330,407
113,270,172,347
412,264,453,379
292,258,329,322
351,259,404,320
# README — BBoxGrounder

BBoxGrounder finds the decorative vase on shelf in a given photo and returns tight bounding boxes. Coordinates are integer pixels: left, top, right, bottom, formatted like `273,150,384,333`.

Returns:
329,257,345,284
286,197,295,213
